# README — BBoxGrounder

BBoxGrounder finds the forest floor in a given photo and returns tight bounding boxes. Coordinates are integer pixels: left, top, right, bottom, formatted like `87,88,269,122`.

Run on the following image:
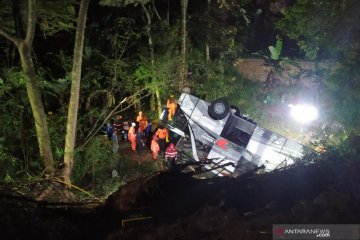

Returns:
1,145,360,240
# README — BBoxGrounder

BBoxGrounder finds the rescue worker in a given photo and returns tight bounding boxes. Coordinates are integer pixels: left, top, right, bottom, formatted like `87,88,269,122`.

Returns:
136,111,148,133
165,142,178,169
128,122,137,151
106,122,114,141
151,136,162,171
136,127,145,155
139,116,148,133
111,130,119,153
166,95,177,121
122,120,130,142
113,115,123,140
155,125,169,151
145,122,153,148
136,111,144,122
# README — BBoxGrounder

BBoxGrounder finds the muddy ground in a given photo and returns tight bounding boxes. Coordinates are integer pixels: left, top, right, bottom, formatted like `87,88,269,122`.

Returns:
1,156,360,240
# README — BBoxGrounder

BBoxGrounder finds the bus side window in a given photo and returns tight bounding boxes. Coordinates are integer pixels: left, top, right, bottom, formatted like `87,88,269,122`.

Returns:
226,128,251,148
220,116,252,148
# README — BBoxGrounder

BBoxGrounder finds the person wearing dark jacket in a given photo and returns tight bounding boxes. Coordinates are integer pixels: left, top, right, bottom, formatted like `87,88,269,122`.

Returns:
136,128,145,155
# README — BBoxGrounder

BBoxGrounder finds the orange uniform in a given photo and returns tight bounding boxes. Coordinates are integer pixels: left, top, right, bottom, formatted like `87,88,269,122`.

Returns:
155,128,169,140
128,125,137,151
155,127,169,151
136,111,148,132
167,98,177,121
151,137,160,160
138,117,148,132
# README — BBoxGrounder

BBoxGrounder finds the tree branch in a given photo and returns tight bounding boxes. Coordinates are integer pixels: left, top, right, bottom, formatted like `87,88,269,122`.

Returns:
152,0,162,21
80,88,153,149
25,0,37,45
0,27,21,46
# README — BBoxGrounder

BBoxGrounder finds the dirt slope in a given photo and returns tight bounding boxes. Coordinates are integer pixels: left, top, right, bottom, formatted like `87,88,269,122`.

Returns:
1,158,359,240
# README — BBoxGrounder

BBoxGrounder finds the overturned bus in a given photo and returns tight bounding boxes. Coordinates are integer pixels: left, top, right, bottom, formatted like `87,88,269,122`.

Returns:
161,93,307,177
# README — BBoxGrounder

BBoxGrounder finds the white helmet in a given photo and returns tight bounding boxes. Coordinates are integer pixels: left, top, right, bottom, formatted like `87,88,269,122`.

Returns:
131,122,136,127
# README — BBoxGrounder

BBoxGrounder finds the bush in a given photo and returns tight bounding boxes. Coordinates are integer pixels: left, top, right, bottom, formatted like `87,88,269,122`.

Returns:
0,143,18,182
71,136,157,198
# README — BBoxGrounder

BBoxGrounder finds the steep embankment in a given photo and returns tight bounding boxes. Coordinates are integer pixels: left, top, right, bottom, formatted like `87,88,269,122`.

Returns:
103,158,360,239
0,157,359,240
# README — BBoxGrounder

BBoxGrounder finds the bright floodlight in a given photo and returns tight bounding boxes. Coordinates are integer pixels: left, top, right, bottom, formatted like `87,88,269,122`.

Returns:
288,103,318,124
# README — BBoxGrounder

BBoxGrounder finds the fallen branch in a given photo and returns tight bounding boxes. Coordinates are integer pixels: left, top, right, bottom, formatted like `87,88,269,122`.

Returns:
80,88,152,149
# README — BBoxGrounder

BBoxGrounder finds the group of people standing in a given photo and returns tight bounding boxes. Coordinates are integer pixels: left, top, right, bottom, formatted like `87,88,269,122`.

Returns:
104,108,178,171
150,124,179,171
127,111,152,154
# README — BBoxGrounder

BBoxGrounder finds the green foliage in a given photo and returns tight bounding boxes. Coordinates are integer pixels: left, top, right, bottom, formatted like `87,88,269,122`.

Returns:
0,3,13,34
37,0,76,35
268,35,282,61
71,137,115,188
130,54,178,94
95,17,141,93
46,109,67,162
320,62,360,134
71,137,157,197
0,0,76,36
0,143,18,181
230,80,261,118
317,133,360,166
276,0,360,60
191,0,249,61
0,68,31,157
0,68,25,89
187,50,258,109
99,0,150,7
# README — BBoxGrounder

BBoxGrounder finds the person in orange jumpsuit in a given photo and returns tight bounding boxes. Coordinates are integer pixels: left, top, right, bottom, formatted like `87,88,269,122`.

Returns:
150,136,162,171
151,136,160,160
128,122,137,151
136,111,148,133
136,111,144,122
155,125,169,151
166,95,177,121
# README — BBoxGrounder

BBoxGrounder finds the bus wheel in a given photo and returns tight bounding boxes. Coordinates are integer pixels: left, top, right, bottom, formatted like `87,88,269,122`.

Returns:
208,99,230,120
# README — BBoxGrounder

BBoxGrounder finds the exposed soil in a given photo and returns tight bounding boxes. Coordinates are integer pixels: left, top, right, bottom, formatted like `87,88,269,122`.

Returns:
1,154,360,240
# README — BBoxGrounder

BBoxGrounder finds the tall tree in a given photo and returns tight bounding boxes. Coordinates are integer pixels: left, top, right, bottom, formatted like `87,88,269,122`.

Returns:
0,0,55,173
63,0,90,186
141,1,162,116
205,0,211,62
179,0,188,90
100,0,167,116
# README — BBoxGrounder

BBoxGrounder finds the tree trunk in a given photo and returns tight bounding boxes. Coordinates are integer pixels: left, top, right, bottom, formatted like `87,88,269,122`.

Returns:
18,42,55,173
0,0,55,173
142,3,162,117
206,0,211,62
166,0,170,25
179,0,188,90
63,0,90,186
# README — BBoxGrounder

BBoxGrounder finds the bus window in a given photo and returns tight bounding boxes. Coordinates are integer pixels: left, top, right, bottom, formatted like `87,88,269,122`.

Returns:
225,128,251,148
220,115,255,148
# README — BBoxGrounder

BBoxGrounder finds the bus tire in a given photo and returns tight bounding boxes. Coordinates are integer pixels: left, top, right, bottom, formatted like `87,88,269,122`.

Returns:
208,99,230,120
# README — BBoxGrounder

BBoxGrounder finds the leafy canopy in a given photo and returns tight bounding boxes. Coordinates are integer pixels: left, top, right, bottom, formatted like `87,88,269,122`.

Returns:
99,0,150,7
276,0,360,60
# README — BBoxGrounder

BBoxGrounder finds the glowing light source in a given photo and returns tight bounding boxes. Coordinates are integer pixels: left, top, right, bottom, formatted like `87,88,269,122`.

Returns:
288,103,318,124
